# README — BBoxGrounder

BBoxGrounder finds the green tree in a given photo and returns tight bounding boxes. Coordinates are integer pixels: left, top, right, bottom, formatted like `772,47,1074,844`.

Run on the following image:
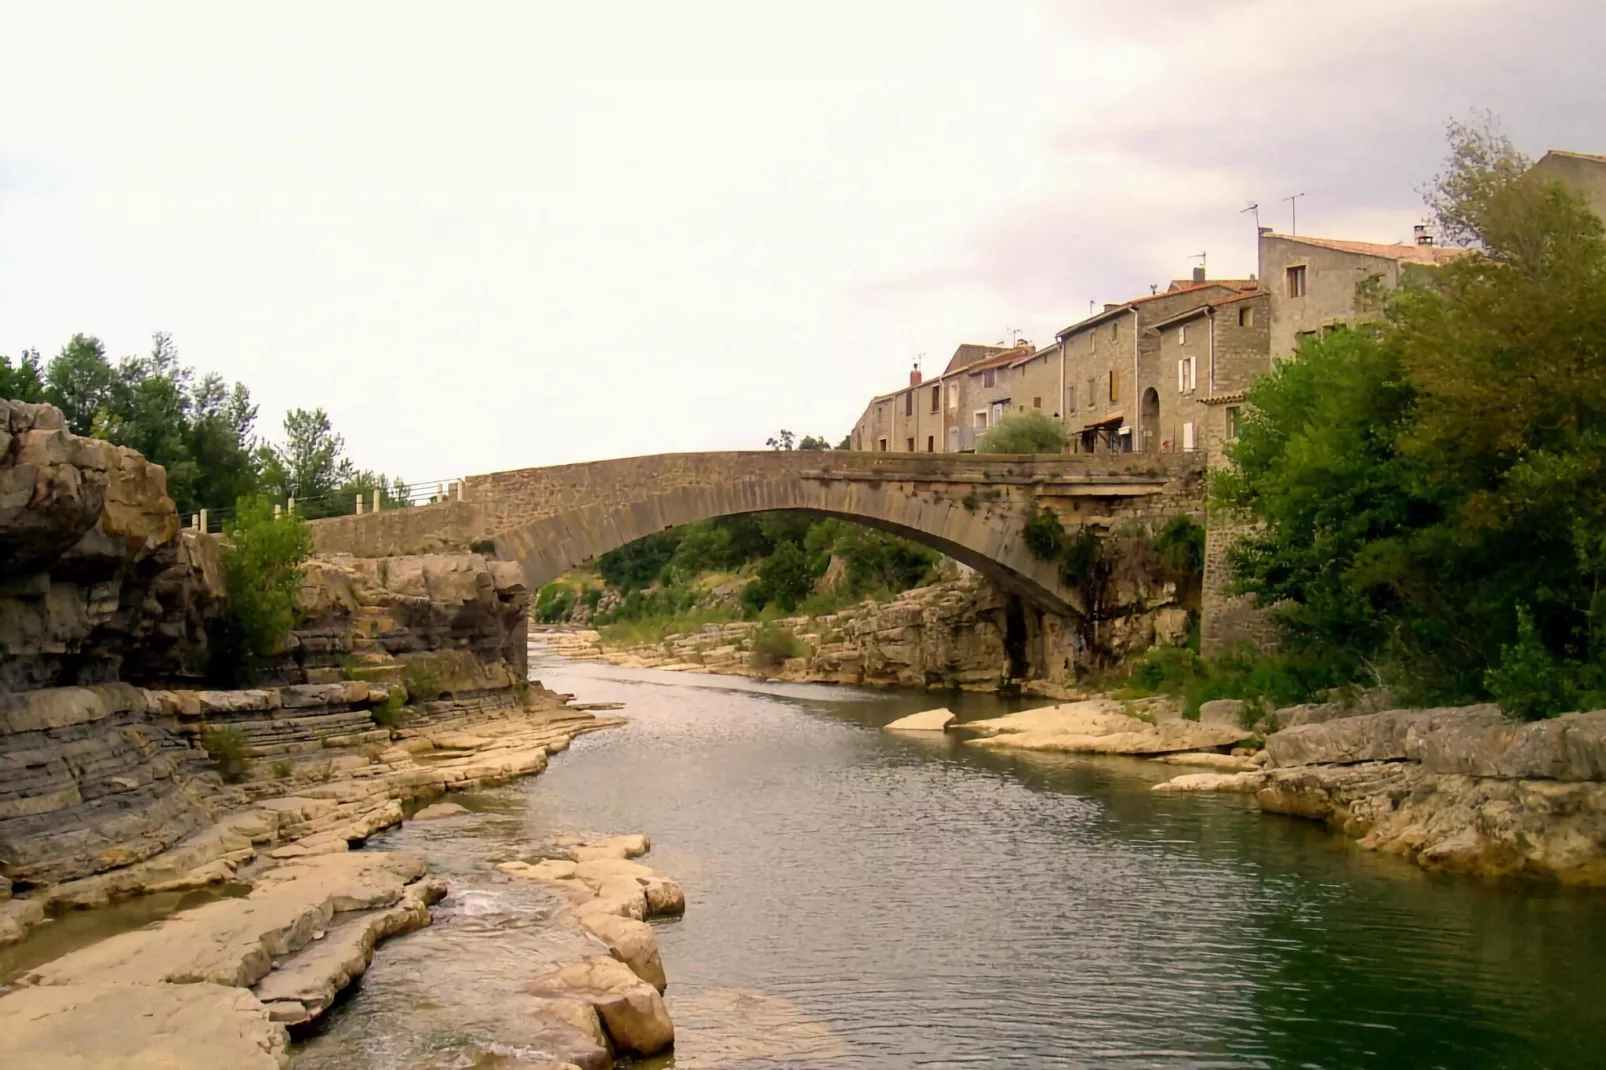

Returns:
977,410,1068,454
0,349,46,401
1214,116,1606,711
270,408,352,516
751,539,814,612
797,435,831,451
213,496,312,683
45,333,114,435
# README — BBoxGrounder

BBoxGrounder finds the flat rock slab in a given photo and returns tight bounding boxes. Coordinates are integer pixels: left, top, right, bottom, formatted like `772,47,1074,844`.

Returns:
884,708,955,732
22,851,430,989
0,981,290,1069
1151,751,1260,772
958,700,1251,755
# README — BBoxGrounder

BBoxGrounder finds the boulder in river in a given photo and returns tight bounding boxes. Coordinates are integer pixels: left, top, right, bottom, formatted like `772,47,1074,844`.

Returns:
884,707,956,732
412,802,471,821
530,954,675,1056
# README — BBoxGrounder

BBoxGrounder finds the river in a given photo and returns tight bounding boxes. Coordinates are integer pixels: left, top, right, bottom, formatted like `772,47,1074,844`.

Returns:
294,650,1606,1069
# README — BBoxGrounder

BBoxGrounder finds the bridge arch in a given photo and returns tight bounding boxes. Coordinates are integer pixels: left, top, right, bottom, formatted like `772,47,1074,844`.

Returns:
491,471,1080,615
307,451,1205,621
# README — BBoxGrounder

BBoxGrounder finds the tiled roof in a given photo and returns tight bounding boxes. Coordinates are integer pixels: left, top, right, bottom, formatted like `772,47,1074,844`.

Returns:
1148,289,1266,331
1055,280,1254,338
1542,149,1606,165
966,346,1033,374
1168,278,1257,293
1263,232,1471,265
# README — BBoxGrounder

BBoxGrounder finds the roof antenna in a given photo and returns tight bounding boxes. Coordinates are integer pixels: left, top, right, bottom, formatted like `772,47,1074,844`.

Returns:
1088,300,1096,316
1282,192,1305,235
1150,284,1158,295
1242,202,1260,229
1006,326,1023,347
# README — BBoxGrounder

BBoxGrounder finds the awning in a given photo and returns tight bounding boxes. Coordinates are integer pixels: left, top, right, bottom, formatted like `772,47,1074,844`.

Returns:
1082,411,1124,429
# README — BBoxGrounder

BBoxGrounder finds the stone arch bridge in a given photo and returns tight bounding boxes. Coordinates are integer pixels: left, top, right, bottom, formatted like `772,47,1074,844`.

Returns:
309,452,1205,619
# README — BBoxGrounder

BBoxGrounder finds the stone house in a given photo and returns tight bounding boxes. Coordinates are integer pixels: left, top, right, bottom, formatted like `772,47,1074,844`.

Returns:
851,343,1029,453
1528,149,1606,223
1258,229,1467,358
1147,289,1271,459
1056,278,1257,454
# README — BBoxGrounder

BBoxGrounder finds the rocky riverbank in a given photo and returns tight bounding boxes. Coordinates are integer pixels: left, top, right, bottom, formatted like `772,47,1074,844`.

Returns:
537,569,1181,698
1152,705,1606,884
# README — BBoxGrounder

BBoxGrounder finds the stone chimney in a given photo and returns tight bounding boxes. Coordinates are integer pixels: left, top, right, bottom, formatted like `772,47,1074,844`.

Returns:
1414,224,1434,246
909,366,923,387
1192,266,1206,283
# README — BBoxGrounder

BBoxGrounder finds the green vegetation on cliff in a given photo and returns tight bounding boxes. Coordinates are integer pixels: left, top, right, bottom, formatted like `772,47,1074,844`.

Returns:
211,497,313,684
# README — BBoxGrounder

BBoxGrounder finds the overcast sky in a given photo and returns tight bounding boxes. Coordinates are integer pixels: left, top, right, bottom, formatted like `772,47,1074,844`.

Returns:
2,1,1601,484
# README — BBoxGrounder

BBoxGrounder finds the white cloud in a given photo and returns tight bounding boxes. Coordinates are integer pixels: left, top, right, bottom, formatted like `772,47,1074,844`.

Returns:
1,0,1600,486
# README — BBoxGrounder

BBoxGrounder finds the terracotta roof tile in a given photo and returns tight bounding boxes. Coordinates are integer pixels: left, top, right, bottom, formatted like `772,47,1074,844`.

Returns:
1264,232,1471,265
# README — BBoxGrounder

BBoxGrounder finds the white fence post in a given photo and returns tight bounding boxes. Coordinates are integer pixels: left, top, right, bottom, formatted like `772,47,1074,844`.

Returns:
199,509,208,533
372,488,381,514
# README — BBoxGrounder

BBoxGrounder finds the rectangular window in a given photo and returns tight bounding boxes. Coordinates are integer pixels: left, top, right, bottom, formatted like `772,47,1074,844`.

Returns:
1238,305,1253,327
1108,369,1120,403
904,391,913,417
1182,421,1196,451
1033,396,1041,409
1087,378,1095,407
1109,321,1119,341
947,387,957,411
1226,406,1241,440
926,435,935,453
1177,325,1187,345
983,368,997,388
930,385,941,412
1087,331,1094,352
973,410,988,430
1067,384,1077,411
989,401,1005,425
1177,356,1196,393
1286,264,1307,298
878,438,888,451
906,437,915,452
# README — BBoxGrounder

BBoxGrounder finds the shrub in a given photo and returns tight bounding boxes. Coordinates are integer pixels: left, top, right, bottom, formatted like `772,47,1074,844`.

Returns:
272,759,294,779
1024,506,1065,561
977,410,1069,454
1485,606,1574,721
749,624,809,669
405,663,444,703
372,686,413,729
212,496,312,684
535,583,576,624
469,539,497,554
1152,515,1205,581
1059,529,1104,588
200,726,251,783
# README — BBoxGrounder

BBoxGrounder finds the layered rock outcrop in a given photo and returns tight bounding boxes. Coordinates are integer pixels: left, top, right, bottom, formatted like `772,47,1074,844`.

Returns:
1155,706,1606,884
1,399,221,691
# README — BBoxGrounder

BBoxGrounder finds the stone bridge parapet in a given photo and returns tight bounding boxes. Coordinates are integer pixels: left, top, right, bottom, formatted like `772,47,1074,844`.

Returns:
309,451,1206,616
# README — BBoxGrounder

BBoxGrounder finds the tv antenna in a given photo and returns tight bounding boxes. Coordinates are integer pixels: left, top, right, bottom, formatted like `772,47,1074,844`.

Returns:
1242,202,1260,229
1189,251,1207,272
1283,192,1305,235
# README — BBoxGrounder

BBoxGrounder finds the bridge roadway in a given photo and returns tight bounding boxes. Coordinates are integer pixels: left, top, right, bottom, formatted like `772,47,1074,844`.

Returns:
308,451,1206,617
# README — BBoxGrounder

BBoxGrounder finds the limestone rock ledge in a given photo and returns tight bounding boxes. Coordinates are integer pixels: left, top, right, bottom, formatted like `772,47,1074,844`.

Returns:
0,851,445,1068
1153,707,1606,884
955,699,1252,755
503,833,687,1059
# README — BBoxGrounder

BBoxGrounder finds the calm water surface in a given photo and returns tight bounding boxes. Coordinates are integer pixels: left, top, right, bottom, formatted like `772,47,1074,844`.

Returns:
296,649,1606,1070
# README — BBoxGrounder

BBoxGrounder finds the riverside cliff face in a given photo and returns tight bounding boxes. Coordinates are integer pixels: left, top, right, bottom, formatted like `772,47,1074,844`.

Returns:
0,402,611,927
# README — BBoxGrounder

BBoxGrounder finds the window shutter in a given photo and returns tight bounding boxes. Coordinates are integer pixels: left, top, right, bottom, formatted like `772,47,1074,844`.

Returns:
1177,359,1185,392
